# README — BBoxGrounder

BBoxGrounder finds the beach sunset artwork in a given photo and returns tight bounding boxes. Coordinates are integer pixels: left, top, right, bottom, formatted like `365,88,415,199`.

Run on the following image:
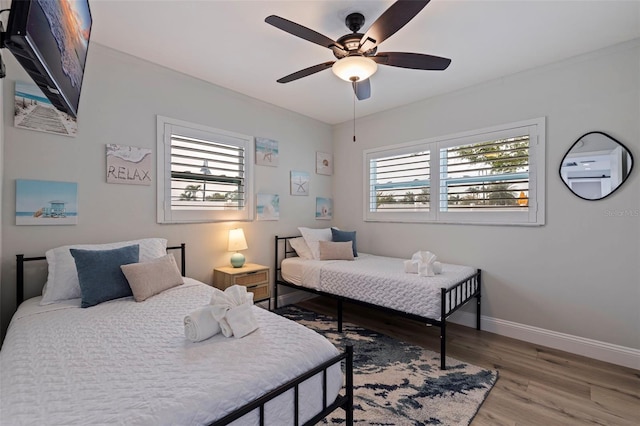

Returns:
106,144,152,185
16,179,78,225
14,81,78,136
316,197,333,220
256,137,279,167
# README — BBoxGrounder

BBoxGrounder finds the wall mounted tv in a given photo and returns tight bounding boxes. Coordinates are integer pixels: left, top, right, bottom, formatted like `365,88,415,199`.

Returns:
3,0,92,118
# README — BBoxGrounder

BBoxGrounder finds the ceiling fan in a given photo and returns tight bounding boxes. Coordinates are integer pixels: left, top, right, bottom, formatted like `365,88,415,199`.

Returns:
265,0,451,101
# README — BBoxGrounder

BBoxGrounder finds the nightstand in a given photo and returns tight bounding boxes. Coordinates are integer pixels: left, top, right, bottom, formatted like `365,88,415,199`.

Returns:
213,263,270,306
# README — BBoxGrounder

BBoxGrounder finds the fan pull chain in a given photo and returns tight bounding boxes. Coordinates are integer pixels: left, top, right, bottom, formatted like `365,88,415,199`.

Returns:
353,89,356,142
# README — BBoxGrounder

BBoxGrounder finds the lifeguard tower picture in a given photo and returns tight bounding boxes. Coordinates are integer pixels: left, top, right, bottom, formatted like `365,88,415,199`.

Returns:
16,179,78,225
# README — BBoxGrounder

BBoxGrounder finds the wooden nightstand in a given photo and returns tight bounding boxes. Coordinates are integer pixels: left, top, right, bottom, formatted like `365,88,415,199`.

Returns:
213,263,270,305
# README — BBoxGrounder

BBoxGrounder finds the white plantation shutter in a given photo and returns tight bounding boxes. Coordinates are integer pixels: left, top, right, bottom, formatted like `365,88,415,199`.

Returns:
364,118,545,225
157,116,254,223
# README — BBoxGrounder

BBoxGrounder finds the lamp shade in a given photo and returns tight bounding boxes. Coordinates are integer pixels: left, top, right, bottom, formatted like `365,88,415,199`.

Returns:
228,228,248,252
332,56,378,82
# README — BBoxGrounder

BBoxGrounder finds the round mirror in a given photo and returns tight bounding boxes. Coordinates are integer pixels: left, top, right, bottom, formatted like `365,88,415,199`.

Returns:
560,131,634,200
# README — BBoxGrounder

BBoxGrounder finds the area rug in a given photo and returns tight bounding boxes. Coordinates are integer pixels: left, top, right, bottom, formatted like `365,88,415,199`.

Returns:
277,305,498,426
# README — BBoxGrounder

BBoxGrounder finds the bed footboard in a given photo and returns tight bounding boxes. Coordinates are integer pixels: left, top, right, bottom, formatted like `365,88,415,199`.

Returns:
210,344,354,426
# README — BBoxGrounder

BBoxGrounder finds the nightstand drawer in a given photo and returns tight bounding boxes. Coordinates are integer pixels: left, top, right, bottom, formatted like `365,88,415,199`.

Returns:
247,283,269,301
235,271,268,286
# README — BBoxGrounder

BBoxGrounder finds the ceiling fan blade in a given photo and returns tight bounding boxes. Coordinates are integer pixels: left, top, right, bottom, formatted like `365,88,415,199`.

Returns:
265,15,345,54
359,0,431,52
276,61,335,83
372,52,451,70
352,78,371,100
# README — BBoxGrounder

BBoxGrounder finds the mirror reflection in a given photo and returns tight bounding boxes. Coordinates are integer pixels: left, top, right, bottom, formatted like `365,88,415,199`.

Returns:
560,131,634,200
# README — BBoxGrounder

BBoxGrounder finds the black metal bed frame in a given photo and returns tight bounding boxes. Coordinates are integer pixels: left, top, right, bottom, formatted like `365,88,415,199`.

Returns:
15,243,354,426
273,235,482,370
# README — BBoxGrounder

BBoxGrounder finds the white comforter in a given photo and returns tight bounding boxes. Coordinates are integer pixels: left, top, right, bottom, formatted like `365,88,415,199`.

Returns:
281,253,477,320
0,279,342,425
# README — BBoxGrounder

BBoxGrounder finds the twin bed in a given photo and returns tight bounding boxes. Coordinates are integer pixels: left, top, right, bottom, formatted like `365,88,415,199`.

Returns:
273,234,482,370
2,241,353,425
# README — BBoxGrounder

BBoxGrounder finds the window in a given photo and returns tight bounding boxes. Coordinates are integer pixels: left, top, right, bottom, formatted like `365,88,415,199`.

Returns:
364,118,545,225
157,116,254,223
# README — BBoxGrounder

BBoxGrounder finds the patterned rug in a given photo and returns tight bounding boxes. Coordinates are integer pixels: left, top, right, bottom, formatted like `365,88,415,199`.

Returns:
277,305,498,426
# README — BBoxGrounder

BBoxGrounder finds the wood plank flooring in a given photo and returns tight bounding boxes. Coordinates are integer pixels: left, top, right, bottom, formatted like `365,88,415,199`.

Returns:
296,297,640,426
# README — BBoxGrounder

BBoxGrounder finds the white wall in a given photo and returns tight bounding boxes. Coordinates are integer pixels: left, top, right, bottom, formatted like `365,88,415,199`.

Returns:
1,43,333,338
332,41,640,357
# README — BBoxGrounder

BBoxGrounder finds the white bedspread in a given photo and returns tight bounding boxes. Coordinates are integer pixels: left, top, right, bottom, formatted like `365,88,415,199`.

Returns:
0,279,342,425
281,254,477,320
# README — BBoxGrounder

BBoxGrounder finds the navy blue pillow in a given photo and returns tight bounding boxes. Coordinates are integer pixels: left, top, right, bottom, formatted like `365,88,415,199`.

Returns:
331,228,358,257
70,244,140,308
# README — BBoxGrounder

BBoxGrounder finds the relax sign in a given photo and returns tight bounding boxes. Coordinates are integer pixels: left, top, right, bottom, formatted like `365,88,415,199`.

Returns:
106,144,152,186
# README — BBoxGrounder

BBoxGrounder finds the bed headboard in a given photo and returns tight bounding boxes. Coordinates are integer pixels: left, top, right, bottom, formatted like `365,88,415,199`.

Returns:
15,243,187,306
273,236,300,283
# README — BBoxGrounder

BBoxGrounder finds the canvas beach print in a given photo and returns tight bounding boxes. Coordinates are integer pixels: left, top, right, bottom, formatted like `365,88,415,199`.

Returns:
16,179,78,225
316,152,333,175
256,193,280,220
106,144,152,185
316,197,333,220
14,81,78,136
255,137,279,167
290,171,309,196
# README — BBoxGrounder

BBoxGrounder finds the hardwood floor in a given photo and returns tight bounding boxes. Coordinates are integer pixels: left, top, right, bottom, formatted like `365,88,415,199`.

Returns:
296,297,640,426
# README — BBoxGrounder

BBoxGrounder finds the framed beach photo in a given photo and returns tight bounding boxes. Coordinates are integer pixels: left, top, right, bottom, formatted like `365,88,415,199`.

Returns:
290,171,309,196
255,137,279,167
315,197,333,220
14,81,78,137
256,193,280,220
316,152,333,175
16,179,78,225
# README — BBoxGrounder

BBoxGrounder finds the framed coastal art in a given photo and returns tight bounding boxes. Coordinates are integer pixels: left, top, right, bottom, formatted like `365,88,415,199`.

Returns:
315,197,333,220
290,171,309,196
16,179,78,225
256,193,280,221
316,152,333,175
255,137,279,167
106,144,152,185
14,81,78,137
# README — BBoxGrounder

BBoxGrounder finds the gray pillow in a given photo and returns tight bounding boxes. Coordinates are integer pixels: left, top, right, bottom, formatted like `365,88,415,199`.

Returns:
70,245,139,308
331,228,358,257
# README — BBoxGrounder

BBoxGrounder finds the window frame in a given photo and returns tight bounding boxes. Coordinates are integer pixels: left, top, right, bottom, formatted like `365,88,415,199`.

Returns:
363,117,546,226
156,116,254,224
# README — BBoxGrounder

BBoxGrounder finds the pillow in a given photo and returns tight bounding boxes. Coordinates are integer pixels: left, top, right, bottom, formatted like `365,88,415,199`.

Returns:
298,227,333,260
70,245,140,308
121,254,184,302
319,241,355,261
331,228,358,257
289,237,313,260
41,238,168,305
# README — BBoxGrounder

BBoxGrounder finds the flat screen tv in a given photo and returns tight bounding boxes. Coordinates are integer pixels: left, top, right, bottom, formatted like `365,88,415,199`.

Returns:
3,0,92,118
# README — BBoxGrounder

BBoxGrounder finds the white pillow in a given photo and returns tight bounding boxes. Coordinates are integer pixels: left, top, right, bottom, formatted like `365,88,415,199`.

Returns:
41,238,168,305
289,237,313,260
298,227,333,260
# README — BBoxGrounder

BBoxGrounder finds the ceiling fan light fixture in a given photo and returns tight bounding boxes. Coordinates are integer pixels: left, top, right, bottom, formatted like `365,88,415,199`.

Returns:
332,56,378,82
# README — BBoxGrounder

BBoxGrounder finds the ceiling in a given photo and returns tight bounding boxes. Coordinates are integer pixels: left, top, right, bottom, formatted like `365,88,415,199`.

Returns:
89,0,640,125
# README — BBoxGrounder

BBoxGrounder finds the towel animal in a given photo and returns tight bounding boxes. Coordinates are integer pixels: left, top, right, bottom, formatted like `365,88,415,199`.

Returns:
184,305,221,342
404,251,442,277
210,285,258,338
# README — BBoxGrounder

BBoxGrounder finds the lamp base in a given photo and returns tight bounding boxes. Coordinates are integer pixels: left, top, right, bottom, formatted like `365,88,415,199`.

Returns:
230,252,245,268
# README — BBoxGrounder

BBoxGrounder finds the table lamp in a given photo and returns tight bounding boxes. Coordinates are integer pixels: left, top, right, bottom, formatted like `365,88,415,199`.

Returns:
228,228,248,268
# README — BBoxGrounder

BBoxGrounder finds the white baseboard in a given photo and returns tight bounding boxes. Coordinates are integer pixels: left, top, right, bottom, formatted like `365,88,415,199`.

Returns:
274,290,639,370
450,311,640,370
